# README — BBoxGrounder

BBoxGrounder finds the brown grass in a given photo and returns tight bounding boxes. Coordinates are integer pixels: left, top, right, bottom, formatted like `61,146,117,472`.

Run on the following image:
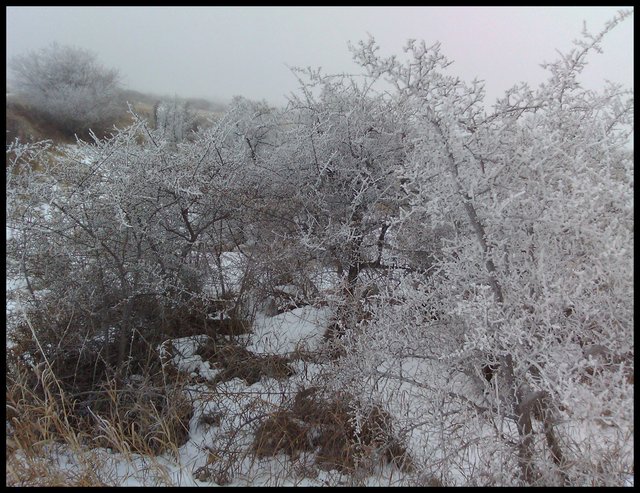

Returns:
5,95,132,144
252,410,312,459
6,99,74,145
158,298,253,340
6,367,192,486
251,386,413,474
84,375,193,456
6,451,109,487
6,362,106,486
6,320,195,486
195,338,294,385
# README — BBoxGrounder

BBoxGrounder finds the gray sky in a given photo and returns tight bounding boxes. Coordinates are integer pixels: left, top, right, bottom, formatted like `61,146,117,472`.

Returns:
6,6,634,108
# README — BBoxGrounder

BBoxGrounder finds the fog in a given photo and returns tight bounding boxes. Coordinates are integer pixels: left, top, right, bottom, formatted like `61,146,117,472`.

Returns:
6,6,634,107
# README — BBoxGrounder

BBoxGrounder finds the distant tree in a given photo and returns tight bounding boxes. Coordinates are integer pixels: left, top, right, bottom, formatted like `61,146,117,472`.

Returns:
9,43,123,135
153,97,199,144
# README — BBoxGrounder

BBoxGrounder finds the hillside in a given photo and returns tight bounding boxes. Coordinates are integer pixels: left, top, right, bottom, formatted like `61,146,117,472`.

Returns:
6,89,226,145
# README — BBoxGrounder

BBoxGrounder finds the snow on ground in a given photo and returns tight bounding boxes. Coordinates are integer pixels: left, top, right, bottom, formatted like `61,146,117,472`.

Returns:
218,251,246,293
142,302,414,487
248,306,332,355
49,305,335,486
5,207,347,485
163,335,223,382
201,250,248,298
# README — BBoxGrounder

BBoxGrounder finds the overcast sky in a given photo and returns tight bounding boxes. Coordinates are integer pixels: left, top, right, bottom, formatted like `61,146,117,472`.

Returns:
6,6,634,108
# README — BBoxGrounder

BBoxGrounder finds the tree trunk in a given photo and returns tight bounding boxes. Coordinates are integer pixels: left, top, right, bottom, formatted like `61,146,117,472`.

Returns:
501,354,540,484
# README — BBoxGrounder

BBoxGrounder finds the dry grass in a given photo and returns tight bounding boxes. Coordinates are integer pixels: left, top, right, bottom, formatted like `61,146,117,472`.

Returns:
195,338,294,386
157,298,253,340
6,365,193,486
6,322,195,486
5,90,215,147
252,410,312,459
250,386,414,475
84,374,193,456
6,363,106,486
6,451,108,487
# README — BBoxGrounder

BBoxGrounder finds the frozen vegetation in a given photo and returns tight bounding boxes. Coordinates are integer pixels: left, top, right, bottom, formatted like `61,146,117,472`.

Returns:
6,11,634,487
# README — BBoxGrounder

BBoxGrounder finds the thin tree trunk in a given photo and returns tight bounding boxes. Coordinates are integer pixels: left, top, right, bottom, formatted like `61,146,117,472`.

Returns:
433,120,503,303
501,354,540,484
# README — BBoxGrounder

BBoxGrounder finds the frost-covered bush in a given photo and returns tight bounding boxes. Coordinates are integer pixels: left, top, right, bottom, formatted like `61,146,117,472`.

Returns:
322,11,633,485
9,43,123,135
153,97,199,144
6,109,254,379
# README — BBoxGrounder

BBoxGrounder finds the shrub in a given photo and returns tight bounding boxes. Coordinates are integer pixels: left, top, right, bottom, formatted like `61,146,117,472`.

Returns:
9,43,123,137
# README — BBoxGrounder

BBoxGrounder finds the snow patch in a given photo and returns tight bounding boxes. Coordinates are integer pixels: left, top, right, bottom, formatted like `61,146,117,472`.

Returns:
248,306,332,355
